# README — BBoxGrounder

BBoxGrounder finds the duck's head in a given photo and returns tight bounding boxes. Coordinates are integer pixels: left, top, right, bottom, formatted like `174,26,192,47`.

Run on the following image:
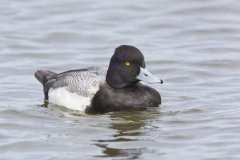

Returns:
106,45,163,88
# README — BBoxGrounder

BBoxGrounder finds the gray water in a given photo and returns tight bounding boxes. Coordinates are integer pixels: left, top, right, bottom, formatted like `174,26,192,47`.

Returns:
0,0,240,159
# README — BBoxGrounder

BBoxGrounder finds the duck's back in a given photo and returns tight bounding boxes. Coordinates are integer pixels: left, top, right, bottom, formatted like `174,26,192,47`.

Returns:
51,67,106,96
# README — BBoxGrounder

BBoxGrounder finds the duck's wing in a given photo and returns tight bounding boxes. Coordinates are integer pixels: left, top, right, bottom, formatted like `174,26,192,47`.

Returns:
52,67,106,96
35,67,106,100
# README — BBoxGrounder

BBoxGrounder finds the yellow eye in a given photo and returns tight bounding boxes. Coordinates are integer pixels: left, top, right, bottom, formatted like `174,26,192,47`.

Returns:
125,61,130,66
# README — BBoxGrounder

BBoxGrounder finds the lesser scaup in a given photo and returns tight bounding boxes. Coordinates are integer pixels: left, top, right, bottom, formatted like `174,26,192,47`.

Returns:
35,45,163,113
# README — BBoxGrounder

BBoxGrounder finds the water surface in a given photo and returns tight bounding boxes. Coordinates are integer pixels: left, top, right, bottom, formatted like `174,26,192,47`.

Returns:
0,0,240,159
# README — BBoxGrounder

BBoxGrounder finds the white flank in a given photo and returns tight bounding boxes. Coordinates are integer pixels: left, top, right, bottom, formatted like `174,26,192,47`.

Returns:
48,87,91,112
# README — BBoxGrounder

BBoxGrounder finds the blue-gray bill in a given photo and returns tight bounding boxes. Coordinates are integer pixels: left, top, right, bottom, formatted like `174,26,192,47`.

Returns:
136,67,163,84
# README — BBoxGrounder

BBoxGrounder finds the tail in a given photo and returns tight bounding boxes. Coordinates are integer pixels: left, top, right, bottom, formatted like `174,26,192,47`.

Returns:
34,70,57,85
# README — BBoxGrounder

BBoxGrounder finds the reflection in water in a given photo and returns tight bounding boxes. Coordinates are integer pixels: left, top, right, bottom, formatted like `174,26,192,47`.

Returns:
41,103,162,159
41,101,161,159
95,110,160,159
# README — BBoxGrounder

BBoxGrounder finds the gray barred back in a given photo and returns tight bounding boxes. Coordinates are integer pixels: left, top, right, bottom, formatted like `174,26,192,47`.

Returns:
52,67,107,97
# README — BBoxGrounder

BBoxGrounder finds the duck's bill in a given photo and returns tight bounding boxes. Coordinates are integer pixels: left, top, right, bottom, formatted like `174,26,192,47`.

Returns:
136,67,163,84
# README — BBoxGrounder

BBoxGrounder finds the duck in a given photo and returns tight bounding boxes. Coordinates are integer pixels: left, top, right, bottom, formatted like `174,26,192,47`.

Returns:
35,45,163,113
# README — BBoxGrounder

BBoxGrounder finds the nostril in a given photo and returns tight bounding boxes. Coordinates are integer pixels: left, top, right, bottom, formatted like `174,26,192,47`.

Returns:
144,74,148,76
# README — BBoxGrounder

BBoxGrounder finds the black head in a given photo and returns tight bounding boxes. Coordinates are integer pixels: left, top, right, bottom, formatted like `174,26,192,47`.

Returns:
106,45,146,88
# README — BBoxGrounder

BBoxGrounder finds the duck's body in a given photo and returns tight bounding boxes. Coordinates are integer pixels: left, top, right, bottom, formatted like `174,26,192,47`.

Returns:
35,45,163,113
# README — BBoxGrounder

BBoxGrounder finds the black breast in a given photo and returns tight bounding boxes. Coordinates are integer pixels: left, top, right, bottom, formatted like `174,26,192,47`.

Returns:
86,84,161,113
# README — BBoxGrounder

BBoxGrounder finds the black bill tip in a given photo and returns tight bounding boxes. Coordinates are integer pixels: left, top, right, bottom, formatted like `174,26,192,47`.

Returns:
160,79,163,84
